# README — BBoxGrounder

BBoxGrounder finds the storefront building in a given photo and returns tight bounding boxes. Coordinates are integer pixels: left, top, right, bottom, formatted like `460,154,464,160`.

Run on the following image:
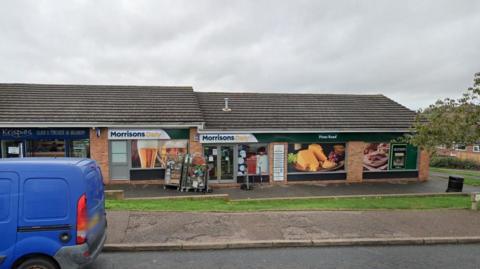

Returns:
194,92,430,185
199,133,271,184
0,84,205,184
0,128,90,158
106,128,190,181
0,83,430,185
195,132,422,184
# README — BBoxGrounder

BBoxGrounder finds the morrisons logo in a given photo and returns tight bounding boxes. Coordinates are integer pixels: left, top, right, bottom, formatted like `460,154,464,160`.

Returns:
201,134,235,142
110,131,146,138
199,133,258,143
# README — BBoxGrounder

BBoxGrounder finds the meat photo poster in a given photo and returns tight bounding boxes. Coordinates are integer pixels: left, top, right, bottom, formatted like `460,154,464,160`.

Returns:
363,143,390,171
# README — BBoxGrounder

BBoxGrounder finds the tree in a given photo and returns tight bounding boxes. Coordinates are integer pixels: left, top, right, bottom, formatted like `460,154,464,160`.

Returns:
409,72,480,155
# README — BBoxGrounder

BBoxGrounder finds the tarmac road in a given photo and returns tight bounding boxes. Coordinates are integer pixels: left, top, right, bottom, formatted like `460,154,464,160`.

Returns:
87,244,480,269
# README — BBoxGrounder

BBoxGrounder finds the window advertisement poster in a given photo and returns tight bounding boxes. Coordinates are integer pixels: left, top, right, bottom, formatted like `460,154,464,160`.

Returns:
131,140,187,169
8,146,19,154
363,143,390,171
238,145,248,177
287,143,346,174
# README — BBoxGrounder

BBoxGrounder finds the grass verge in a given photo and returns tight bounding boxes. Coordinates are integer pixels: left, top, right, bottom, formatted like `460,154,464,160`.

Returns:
430,167,480,186
106,195,470,212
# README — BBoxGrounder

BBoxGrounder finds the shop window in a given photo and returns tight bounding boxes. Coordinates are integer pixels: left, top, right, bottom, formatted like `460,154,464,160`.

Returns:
454,144,467,151
68,139,90,158
27,139,65,157
473,145,480,153
131,140,187,169
1,140,24,158
111,141,128,164
238,144,269,176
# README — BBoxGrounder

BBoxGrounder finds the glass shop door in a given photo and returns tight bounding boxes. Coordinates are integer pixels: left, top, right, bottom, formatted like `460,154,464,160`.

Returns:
204,145,236,183
219,145,235,182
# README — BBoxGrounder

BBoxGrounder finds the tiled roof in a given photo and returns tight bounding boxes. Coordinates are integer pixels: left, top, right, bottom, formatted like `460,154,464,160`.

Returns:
196,92,416,132
0,83,416,131
0,83,204,126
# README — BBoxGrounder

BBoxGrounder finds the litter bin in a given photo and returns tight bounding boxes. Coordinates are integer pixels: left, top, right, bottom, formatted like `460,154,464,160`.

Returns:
446,176,464,192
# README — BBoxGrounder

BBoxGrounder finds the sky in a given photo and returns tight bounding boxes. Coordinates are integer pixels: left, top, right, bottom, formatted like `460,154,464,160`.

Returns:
1,0,479,110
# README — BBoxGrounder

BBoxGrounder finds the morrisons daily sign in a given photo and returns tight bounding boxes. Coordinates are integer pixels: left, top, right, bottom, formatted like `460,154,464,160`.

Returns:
108,129,171,140
199,133,258,143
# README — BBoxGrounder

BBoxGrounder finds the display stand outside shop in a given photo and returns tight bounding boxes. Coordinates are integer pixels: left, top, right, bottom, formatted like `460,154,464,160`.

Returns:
163,152,185,190
179,153,211,193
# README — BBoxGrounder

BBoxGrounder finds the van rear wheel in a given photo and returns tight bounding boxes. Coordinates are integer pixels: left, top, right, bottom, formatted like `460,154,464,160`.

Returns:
16,256,58,269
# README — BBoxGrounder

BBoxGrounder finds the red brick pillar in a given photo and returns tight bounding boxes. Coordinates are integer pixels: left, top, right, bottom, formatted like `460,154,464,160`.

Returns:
346,141,364,183
189,127,203,157
90,128,110,184
418,150,430,181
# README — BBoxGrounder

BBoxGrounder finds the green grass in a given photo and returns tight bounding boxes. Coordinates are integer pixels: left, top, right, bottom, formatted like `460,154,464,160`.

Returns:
106,196,470,212
430,167,480,186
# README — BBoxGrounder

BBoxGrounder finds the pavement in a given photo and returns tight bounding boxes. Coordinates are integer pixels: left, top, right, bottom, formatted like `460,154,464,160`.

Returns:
104,173,480,251
105,209,480,249
88,245,480,269
106,175,480,200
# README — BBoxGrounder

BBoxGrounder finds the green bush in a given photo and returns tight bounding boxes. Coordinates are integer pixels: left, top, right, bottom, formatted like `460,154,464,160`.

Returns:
430,156,480,170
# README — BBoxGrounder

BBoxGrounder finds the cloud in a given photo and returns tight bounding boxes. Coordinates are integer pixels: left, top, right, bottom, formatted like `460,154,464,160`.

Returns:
1,0,479,109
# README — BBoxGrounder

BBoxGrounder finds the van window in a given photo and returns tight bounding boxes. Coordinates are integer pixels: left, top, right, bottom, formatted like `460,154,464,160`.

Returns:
23,178,69,220
0,179,11,221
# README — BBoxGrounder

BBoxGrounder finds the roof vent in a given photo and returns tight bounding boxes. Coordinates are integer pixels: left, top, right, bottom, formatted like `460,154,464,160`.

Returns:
222,97,232,112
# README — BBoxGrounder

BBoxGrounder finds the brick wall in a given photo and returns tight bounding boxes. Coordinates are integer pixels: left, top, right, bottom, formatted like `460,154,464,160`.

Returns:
456,151,480,163
437,145,480,163
89,127,110,184
346,141,364,182
418,149,430,181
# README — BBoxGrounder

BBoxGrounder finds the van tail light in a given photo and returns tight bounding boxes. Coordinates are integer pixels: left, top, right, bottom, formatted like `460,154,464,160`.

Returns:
76,193,88,244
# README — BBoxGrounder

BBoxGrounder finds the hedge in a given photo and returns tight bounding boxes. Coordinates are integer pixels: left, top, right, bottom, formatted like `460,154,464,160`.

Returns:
430,156,480,170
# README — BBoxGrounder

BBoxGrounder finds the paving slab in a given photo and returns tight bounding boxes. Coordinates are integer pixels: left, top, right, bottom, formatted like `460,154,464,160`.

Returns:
105,210,480,245
106,176,480,200
106,211,130,243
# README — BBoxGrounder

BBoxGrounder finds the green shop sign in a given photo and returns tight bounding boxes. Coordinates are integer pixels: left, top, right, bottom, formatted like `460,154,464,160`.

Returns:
253,132,408,143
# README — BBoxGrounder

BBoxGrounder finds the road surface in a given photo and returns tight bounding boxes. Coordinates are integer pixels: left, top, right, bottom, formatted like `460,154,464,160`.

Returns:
88,244,480,269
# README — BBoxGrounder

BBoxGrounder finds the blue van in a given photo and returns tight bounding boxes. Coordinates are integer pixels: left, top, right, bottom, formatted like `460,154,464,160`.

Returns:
0,158,106,269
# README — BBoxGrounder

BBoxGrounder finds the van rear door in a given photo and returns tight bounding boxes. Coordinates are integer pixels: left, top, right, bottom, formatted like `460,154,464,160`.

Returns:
84,164,106,246
0,172,19,268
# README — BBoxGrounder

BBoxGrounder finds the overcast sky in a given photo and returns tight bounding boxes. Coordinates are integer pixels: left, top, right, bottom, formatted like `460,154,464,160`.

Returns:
1,0,479,110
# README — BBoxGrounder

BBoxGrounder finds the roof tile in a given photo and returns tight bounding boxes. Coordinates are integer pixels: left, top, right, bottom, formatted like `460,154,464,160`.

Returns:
0,83,204,125
196,92,416,131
